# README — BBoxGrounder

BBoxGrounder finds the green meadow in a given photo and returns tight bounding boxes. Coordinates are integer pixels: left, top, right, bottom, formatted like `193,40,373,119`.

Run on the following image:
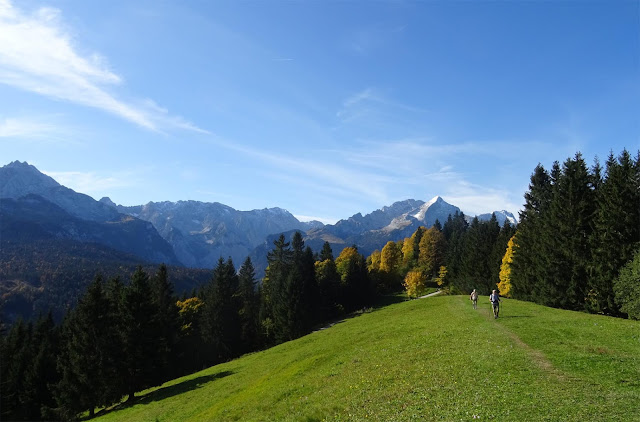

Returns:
94,296,640,421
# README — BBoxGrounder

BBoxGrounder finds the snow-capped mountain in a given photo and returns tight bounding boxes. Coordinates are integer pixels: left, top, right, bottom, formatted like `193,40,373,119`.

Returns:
302,196,463,257
476,210,517,226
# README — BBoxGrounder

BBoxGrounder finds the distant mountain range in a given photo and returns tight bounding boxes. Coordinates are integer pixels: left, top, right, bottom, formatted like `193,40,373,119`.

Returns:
0,160,518,322
1,161,517,270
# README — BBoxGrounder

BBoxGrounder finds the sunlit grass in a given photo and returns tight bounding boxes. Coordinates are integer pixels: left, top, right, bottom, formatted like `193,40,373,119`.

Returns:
93,296,639,421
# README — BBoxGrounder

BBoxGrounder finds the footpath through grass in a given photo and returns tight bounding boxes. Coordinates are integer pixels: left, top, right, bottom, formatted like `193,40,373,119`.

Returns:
94,296,640,421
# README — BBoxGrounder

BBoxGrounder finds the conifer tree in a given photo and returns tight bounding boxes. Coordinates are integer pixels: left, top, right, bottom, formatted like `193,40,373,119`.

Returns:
151,264,180,382
262,235,294,343
56,275,118,417
511,164,553,301
589,150,640,314
201,258,241,362
442,211,468,283
238,257,260,352
543,154,595,310
24,312,60,420
320,241,334,261
121,266,162,401
1,319,32,420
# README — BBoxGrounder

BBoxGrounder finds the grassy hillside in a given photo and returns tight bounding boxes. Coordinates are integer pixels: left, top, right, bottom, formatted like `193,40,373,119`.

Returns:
94,296,639,421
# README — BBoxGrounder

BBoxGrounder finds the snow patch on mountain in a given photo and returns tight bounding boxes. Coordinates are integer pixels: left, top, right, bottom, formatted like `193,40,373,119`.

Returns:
412,196,442,221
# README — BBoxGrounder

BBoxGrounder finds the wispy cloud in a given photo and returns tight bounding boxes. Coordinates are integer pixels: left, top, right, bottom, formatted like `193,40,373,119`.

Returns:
336,88,428,125
0,0,207,133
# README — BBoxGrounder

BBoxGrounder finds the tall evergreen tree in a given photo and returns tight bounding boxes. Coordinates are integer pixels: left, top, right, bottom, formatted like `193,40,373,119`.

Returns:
1,319,32,420
238,257,260,352
442,211,468,284
261,235,293,343
201,258,241,363
458,217,499,293
589,150,640,314
120,266,162,401
24,312,60,420
319,241,334,261
56,275,119,417
511,164,553,301
150,264,180,382
542,153,596,310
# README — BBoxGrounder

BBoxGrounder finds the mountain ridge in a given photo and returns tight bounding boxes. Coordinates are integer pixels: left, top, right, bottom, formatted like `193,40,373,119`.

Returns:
1,161,517,271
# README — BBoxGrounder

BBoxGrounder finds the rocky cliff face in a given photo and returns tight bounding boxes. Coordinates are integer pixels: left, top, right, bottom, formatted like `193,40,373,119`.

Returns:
0,162,180,265
1,161,120,222
111,200,314,269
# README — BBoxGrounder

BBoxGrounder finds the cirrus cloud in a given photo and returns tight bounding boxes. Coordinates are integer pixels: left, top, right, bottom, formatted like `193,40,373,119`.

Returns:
0,0,207,134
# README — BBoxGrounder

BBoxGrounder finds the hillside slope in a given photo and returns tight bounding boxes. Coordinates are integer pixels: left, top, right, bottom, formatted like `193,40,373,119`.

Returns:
94,296,639,421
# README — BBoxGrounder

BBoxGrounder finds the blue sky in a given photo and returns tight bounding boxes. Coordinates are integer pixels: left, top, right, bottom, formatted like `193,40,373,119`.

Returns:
1,0,638,224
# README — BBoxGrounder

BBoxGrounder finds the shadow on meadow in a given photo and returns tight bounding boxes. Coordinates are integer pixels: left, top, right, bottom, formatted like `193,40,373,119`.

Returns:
93,370,234,419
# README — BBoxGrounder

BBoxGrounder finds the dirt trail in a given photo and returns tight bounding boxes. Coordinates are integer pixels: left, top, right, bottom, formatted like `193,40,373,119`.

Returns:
476,300,569,382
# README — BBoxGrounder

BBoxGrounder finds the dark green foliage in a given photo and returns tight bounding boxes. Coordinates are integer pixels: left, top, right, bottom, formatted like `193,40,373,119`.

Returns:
613,247,640,319
458,216,500,294
589,150,640,314
121,266,163,401
442,211,468,283
201,258,241,363
320,241,334,261
511,150,640,315
511,164,553,301
1,314,60,421
237,257,260,352
56,275,120,418
543,153,596,310
150,264,180,382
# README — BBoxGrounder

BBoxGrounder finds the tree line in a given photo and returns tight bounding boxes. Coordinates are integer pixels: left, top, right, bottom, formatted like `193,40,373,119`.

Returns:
0,232,373,421
506,150,640,316
367,213,516,298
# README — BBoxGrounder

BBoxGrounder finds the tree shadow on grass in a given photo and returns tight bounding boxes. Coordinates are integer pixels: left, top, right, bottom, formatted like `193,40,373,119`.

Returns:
94,370,234,418
372,293,407,309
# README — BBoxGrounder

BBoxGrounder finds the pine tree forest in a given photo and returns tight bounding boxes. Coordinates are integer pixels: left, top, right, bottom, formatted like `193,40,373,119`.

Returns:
1,149,638,421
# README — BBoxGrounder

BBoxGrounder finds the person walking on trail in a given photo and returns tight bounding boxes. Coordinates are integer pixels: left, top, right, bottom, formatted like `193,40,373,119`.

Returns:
490,289,501,318
470,289,478,309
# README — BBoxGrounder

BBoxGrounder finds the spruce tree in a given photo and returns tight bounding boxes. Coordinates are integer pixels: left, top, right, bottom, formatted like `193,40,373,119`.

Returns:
150,264,180,382
1,319,31,420
24,312,60,420
238,257,260,352
590,150,640,314
320,241,334,261
121,266,162,401
262,235,293,343
511,164,553,301
543,154,595,310
442,211,468,284
201,258,241,363
56,275,118,417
